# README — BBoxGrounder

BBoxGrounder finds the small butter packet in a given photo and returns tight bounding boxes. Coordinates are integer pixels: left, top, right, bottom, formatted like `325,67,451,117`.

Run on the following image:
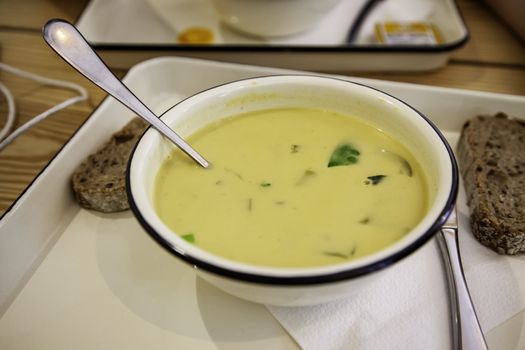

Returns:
375,22,443,45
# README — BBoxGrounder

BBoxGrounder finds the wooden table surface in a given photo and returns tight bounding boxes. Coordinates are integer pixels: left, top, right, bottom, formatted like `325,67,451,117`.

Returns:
0,0,524,215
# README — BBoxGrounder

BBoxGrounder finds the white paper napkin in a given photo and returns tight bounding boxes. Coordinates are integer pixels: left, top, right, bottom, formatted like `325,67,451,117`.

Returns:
268,241,451,350
268,186,525,350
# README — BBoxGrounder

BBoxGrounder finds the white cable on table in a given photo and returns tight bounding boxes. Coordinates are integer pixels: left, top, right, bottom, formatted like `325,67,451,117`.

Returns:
0,62,88,151
0,82,15,141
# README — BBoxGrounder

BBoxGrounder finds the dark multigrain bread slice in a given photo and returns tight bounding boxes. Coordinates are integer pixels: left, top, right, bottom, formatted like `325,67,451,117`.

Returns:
457,112,525,255
71,117,149,212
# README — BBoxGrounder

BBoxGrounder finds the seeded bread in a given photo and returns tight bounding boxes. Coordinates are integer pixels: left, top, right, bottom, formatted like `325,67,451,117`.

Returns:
71,117,148,212
457,112,525,254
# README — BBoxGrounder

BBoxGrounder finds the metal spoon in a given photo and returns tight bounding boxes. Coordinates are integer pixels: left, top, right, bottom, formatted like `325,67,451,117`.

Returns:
42,19,210,169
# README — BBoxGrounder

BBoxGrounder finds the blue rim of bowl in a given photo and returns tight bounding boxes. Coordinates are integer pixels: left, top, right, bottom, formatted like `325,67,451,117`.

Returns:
126,74,459,286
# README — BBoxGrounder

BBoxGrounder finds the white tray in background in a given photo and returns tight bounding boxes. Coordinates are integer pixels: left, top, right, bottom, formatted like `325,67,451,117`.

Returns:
76,0,468,71
0,57,524,349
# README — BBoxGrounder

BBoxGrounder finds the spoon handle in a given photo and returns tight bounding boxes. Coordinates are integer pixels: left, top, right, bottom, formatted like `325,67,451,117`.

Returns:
42,19,209,168
437,209,488,350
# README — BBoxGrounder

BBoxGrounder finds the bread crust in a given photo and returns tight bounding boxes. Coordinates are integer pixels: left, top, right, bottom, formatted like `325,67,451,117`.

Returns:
457,113,525,254
71,118,148,212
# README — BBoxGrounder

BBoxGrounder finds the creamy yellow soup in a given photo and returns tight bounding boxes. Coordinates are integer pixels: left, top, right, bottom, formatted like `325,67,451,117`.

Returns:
154,108,428,268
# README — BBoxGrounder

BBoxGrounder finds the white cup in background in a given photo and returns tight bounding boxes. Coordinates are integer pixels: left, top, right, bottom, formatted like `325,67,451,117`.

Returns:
210,0,343,37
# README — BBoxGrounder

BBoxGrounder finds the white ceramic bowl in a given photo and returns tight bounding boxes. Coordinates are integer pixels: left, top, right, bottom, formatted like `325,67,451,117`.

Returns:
210,0,343,37
127,75,458,306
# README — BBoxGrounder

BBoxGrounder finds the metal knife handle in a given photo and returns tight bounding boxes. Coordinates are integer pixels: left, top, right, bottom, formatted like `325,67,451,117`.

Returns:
437,224,488,350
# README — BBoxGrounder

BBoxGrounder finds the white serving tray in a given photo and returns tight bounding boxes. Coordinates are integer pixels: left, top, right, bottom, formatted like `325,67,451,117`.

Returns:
76,0,468,71
0,57,524,349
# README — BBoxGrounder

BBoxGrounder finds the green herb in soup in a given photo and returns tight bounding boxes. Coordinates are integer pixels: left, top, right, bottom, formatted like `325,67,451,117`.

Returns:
322,245,358,260
154,107,428,268
366,174,387,185
327,142,360,167
181,233,195,243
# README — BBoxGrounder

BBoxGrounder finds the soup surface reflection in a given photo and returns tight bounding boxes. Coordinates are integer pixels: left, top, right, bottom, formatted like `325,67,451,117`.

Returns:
154,108,428,267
